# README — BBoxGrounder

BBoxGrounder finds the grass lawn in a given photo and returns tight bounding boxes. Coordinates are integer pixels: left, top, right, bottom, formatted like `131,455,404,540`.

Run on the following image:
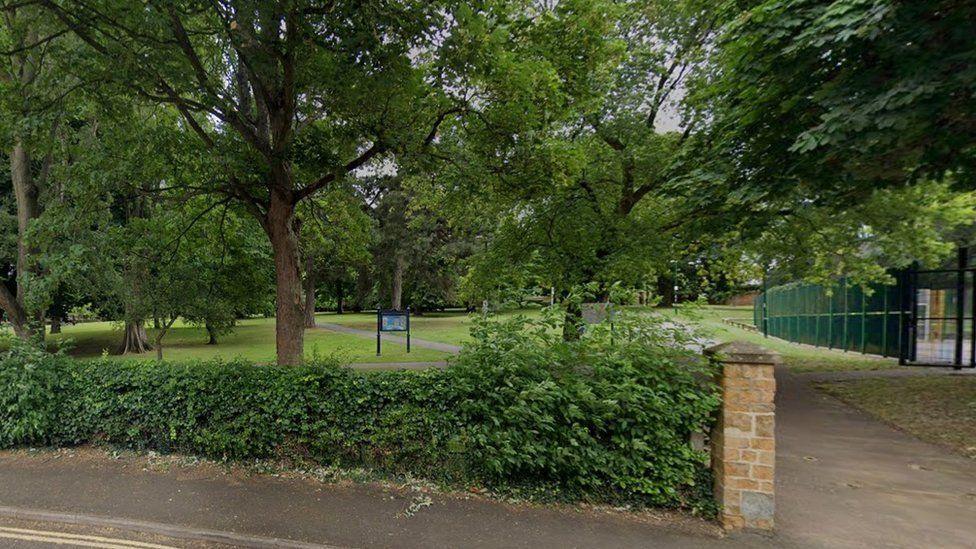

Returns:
41,317,450,364
30,308,546,364
819,376,976,459
314,308,543,346
663,305,898,373
13,304,899,371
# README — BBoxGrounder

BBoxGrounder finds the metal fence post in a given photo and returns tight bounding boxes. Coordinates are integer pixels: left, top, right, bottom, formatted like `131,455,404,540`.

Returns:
898,270,907,364
827,287,834,349
861,286,867,354
762,273,769,338
970,265,976,367
793,285,799,342
842,278,849,352
881,286,888,357
952,249,966,368
814,285,821,346
910,263,919,362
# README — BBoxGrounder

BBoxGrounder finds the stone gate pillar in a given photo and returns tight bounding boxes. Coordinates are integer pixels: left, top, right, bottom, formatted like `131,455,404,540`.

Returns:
704,341,779,531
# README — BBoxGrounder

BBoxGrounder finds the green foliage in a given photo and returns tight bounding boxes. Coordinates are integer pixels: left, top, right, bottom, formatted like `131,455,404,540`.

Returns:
452,311,719,504
709,0,976,194
0,341,459,471
0,315,718,509
426,0,731,301
747,181,976,286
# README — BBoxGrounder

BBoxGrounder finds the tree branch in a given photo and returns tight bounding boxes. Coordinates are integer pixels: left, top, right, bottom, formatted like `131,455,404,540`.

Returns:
423,107,464,147
0,29,67,55
293,142,386,203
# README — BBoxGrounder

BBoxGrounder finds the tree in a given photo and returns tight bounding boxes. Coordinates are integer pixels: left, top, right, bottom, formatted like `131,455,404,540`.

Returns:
430,0,727,336
298,186,372,326
689,0,976,285
27,98,275,354
0,4,78,340
37,0,483,364
707,0,976,203
742,181,976,287
138,198,272,360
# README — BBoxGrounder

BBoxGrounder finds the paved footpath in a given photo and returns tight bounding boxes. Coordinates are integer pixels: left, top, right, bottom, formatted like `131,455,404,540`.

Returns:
774,366,976,548
0,366,974,547
0,450,772,548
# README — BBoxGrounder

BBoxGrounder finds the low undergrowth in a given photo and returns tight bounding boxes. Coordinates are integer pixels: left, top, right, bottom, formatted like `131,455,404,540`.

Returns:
0,311,719,512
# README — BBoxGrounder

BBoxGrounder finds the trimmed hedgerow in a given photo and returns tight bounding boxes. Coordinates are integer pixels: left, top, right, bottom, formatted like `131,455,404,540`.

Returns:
0,313,718,508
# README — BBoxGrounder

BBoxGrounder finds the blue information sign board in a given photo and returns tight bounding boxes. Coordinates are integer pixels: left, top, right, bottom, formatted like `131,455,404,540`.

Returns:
377,308,410,355
380,312,408,332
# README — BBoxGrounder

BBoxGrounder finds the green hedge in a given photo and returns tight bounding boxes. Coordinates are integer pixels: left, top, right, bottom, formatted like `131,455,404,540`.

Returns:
0,314,718,508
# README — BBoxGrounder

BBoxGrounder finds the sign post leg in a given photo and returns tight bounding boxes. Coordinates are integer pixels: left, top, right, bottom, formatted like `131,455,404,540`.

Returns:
376,309,381,356
406,307,411,353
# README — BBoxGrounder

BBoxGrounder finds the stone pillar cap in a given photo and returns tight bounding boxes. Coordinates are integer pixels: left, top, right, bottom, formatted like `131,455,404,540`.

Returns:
704,341,781,365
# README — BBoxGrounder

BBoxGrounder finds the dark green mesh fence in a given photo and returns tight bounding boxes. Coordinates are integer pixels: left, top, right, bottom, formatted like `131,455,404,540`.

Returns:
753,277,907,358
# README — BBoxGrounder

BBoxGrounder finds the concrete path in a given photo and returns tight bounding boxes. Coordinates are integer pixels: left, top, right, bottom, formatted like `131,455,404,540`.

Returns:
316,322,462,354
774,366,976,548
0,449,773,549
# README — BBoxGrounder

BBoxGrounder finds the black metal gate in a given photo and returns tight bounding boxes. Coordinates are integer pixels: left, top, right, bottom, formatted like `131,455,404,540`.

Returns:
902,248,976,369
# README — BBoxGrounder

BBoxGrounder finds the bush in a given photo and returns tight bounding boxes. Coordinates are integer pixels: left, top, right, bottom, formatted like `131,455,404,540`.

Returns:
0,342,459,475
0,312,718,509
452,311,719,506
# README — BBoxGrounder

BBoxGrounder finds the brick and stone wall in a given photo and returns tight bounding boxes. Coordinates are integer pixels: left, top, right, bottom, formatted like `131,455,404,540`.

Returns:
705,341,779,531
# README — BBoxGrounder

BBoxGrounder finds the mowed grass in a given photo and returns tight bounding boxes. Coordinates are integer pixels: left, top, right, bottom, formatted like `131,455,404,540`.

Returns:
37,316,450,364
819,376,976,459
662,305,898,373
314,308,543,345
34,305,895,370
25,308,546,364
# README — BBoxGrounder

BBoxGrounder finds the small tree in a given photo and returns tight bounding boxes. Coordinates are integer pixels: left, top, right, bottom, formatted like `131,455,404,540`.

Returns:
298,187,372,326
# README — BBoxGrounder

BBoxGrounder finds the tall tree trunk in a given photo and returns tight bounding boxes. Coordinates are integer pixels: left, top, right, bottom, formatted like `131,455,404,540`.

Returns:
0,284,29,339
265,188,304,365
1,21,46,343
10,140,44,342
303,254,317,328
656,275,675,307
49,293,67,334
336,281,344,314
120,319,152,354
205,322,218,345
391,253,404,310
352,265,371,312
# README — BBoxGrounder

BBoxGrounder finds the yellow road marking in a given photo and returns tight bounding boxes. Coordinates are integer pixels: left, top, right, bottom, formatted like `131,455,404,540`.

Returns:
0,526,176,548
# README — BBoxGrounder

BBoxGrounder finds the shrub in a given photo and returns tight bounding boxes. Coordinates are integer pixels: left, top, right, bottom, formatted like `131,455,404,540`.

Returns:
0,312,718,509
452,311,719,505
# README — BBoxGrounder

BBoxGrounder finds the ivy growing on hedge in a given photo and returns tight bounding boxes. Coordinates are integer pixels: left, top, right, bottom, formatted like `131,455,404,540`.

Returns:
0,313,719,509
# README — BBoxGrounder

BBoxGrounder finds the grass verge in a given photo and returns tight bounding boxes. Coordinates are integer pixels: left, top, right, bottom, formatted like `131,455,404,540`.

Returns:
663,305,898,373
818,375,976,459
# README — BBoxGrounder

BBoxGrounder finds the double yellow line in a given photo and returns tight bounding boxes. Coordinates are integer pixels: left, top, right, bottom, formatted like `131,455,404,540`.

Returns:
0,525,176,548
